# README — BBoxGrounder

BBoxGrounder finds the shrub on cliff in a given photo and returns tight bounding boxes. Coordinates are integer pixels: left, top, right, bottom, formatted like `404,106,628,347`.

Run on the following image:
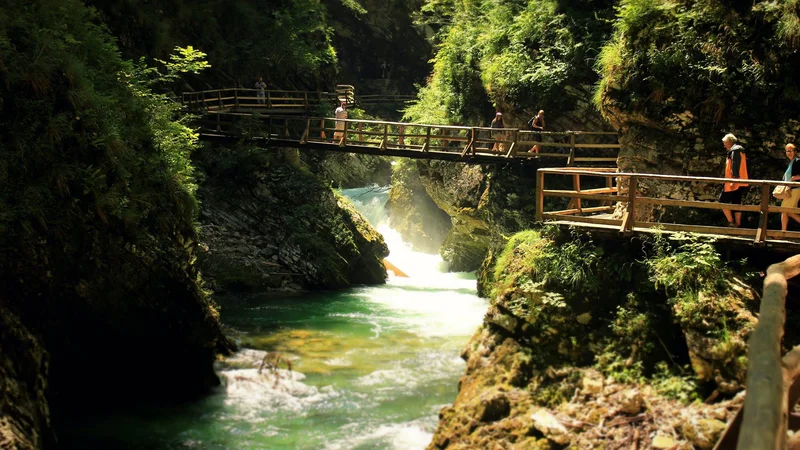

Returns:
488,228,663,368
487,227,764,397
647,235,758,393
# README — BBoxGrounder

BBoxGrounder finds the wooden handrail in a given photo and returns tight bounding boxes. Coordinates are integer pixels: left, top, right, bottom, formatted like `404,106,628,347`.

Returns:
536,168,800,247
736,255,800,449
538,168,800,188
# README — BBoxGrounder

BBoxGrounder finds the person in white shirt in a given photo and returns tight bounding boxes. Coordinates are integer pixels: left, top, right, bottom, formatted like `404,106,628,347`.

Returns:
255,77,267,104
334,101,348,140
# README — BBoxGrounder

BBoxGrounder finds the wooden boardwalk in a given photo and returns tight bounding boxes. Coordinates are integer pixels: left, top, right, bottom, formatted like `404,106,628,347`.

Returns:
536,167,800,250
196,112,620,165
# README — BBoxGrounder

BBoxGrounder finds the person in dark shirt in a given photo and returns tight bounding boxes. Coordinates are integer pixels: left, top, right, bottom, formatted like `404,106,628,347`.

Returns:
529,110,545,131
781,143,800,230
527,110,545,153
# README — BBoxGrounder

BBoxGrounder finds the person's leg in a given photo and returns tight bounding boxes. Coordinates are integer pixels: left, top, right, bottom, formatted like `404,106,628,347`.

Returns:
723,208,734,224
783,212,790,231
733,188,745,226
788,189,800,226
720,189,734,225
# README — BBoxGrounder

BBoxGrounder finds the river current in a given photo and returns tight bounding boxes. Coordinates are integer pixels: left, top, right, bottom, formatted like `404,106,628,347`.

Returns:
62,187,486,449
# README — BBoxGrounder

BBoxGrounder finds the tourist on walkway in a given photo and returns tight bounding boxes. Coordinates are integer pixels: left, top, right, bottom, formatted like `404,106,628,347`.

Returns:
719,133,749,227
528,110,545,131
781,143,800,231
527,110,545,153
255,77,267,105
334,101,348,141
491,112,506,151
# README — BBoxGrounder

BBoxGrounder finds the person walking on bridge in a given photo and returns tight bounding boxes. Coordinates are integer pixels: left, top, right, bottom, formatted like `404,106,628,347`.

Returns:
780,144,800,231
527,110,545,153
255,77,267,105
334,101,348,142
719,133,749,227
491,112,507,151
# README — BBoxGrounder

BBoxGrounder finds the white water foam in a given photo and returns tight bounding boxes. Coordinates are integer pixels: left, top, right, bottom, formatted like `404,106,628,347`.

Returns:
324,416,436,450
218,349,340,417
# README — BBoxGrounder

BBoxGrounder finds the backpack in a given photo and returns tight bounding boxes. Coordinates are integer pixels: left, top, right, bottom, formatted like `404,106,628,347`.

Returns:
527,116,535,129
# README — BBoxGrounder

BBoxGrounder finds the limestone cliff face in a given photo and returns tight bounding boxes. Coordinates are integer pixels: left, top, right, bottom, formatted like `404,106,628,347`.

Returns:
196,146,388,292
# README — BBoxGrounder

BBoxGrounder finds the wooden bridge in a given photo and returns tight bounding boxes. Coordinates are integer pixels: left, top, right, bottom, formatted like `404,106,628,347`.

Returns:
195,113,620,165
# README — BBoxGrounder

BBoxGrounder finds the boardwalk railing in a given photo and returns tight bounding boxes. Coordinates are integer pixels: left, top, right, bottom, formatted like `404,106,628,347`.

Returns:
535,167,800,245
182,86,413,112
198,113,620,164
357,94,416,106
713,254,800,449
182,88,342,112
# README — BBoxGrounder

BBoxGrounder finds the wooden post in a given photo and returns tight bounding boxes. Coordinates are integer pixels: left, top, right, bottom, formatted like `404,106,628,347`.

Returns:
267,91,272,108
284,118,289,137
358,122,363,143
341,120,348,147
268,117,273,139
218,90,223,110
755,184,771,245
399,126,405,146
573,174,582,214
511,129,518,158
320,119,326,139
381,124,388,150
423,127,430,152
304,92,309,111
620,176,637,233
471,128,476,156
301,118,310,144
536,170,545,222
234,89,239,109
568,134,576,166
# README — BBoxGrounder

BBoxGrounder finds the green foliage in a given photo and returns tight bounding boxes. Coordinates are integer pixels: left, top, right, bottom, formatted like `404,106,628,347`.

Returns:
647,234,726,296
595,0,800,128
87,0,337,87
651,362,700,404
406,0,614,125
595,351,645,384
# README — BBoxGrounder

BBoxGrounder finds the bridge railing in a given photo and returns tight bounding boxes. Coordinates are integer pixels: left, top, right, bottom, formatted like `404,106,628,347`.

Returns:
712,254,800,450
535,167,800,245
199,112,619,164
182,88,343,112
357,94,417,106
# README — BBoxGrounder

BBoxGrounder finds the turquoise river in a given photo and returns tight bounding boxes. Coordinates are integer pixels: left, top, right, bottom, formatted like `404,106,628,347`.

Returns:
61,187,488,449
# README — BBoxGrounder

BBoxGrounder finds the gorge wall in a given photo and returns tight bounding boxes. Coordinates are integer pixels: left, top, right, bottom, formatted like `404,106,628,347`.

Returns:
195,145,389,293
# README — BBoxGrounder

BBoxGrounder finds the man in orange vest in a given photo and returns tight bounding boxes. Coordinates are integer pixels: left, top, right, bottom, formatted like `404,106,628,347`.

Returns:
719,133,749,227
